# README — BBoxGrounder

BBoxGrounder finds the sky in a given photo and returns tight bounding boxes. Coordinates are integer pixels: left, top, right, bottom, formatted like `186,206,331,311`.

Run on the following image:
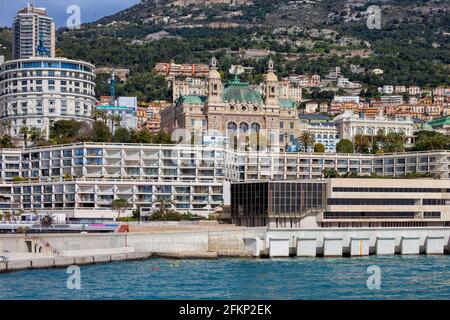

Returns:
0,0,141,28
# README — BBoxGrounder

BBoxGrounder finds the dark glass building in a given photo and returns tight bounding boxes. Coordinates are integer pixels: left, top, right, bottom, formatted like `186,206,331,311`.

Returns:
230,181,326,227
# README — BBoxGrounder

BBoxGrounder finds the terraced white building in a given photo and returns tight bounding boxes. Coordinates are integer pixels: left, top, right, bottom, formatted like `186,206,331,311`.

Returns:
0,143,450,220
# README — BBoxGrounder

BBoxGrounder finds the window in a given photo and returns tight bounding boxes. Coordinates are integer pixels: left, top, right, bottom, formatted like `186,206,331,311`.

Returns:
328,198,416,206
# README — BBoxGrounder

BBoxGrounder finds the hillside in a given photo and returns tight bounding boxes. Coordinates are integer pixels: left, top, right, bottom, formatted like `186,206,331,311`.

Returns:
1,0,449,101
0,28,12,61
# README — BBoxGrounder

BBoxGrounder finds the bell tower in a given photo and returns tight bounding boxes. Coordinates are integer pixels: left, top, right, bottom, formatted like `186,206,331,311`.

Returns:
207,56,223,104
264,59,279,107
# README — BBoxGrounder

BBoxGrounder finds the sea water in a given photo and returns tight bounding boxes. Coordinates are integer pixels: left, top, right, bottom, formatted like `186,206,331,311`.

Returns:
0,255,449,299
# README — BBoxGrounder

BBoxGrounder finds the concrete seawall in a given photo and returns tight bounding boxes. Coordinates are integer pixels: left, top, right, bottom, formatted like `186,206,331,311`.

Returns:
260,227,450,257
0,226,267,273
1,226,450,273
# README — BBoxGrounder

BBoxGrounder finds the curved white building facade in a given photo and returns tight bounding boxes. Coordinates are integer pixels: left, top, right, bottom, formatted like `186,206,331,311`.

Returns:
0,57,96,138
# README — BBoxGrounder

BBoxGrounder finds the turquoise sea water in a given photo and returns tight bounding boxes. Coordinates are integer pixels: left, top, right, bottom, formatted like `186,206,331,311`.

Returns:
1,256,449,300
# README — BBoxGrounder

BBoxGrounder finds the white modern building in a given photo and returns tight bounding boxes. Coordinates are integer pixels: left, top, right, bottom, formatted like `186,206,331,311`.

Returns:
231,179,450,228
333,96,360,104
96,96,138,131
299,122,340,153
12,5,56,59
1,143,450,221
0,57,97,139
333,109,415,145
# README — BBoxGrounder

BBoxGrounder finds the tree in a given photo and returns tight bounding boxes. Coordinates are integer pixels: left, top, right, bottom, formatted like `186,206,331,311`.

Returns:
111,199,131,220
91,109,107,122
414,131,449,151
13,210,22,222
150,199,177,221
354,134,370,154
322,168,340,178
113,127,131,143
109,114,122,134
371,140,380,154
91,121,112,142
4,212,12,223
151,131,174,144
16,227,30,235
130,128,153,143
384,132,405,153
29,128,44,146
298,131,315,152
19,126,30,148
376,128,386,143
0,135,14,148
336,139,354,153
49,120,83,144
314,143,325,153
40,214,54,230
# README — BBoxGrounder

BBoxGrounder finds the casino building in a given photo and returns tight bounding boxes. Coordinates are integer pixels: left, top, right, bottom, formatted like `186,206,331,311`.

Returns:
161,58,299,152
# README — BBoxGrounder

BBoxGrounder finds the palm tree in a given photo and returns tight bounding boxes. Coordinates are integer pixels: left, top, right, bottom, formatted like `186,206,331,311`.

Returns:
4,212,11,223
109,114,122,134
13,210,23,223
4,120,12,135
19,126,30,148
376,128,386,143
40,214,54,230
91,109,107,123
354,134,370,154
111,199,131,220
29,128,43,146
298,131,315,152
151,199,176,220
16,226,30,235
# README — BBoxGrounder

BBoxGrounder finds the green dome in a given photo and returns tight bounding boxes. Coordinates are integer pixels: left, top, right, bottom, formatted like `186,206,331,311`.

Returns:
178,95,206,105
223,77,264,105
278,98,297,109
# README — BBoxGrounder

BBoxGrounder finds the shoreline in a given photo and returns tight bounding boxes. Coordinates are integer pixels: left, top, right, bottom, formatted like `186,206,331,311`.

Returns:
0,250,257,274
1,225,450,274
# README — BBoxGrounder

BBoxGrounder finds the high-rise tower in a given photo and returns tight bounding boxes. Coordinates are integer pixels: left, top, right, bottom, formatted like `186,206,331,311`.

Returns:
12,4,56,59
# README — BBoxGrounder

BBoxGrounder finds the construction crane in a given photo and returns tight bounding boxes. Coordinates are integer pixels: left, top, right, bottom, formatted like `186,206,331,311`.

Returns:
108,70,116,104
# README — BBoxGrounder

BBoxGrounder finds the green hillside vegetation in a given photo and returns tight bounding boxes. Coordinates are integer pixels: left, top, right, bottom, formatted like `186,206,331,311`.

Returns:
1,1,448,101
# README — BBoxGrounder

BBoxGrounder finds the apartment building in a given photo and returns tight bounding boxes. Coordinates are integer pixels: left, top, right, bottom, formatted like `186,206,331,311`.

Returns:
299,122,340,153
1,143,450,220
0,57,96,139
0,143,226,219
230,149,450,181
155,62,209,79
172,77,207,102
279,80,302,103
12,5,56,59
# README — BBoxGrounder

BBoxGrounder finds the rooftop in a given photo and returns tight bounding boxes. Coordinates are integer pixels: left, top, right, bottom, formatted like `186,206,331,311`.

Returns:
223,77,264,105
427,116,450,127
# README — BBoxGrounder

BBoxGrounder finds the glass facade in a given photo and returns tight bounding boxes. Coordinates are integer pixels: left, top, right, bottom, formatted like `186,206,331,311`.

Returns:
231,181,326,227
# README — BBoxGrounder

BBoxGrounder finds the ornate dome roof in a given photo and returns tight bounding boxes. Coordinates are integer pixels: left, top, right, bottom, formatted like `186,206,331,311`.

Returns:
223,77,264,105
208,69,221,80
264,71,278,82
